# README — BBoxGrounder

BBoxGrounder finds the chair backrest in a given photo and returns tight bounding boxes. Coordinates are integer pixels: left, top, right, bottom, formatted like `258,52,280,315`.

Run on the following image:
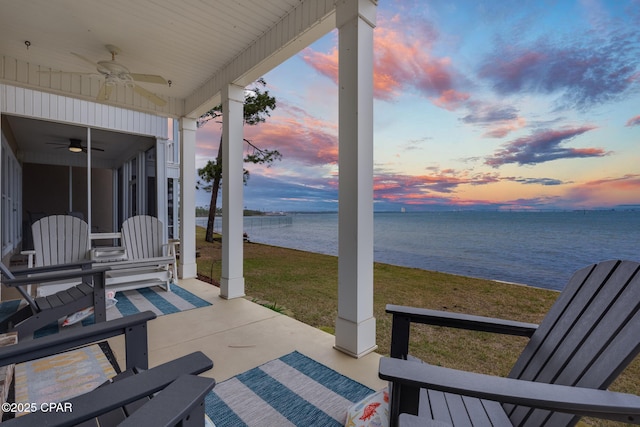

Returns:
121,215,164,260
506,260,640,426
32,215,90,267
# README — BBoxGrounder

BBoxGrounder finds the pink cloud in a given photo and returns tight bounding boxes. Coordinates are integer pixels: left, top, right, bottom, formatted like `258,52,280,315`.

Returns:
372,169,508,207
626,115,640,127
563,174,640,206
482,50,548,91
243,105,338,166
373,169,501,207
461,102,527,138
196,101,339,169
195,124,221,158
301,48,338,85
302,14,468,109
485,125,605,167
480,26,640,109
432,89,470,111
483,117,527,138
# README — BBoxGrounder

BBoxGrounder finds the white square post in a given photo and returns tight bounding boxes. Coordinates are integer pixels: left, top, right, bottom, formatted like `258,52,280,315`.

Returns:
335,0,378,357
220,83,246,299
179,117,197,279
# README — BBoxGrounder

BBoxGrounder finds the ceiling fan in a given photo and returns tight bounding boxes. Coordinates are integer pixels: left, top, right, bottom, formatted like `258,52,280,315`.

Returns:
46,138,105,153
43,44,168,107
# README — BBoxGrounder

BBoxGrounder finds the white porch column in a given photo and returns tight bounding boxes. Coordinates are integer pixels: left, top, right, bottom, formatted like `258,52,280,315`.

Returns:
156,138,168,243
335,0,377,358
179,118,197,279
86,128,92,232
220,83,246,299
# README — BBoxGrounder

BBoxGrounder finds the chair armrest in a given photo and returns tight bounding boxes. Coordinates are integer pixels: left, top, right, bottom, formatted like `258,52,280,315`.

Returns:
0,311,156,367
163,240,180,258
119,374,216,427
10,260,95,276
2,351,214,427
19,250,36,268
386,304,539,337
3,264,110,287
102,256,175,270
387,304,538,359
379,357,640,424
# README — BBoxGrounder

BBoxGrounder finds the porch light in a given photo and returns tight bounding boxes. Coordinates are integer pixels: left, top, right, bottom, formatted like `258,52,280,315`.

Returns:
68,139,83,153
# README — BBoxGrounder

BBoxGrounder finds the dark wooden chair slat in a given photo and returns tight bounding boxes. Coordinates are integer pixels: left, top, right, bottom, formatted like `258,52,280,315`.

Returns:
0,261,109,339
0,311,215,427
381,260,640,427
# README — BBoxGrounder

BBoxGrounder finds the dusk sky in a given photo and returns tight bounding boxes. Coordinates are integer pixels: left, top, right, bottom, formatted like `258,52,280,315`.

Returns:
195,0,640,212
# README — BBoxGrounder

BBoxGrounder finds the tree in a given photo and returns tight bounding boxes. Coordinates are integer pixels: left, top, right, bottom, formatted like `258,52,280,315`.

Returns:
197,78,281,242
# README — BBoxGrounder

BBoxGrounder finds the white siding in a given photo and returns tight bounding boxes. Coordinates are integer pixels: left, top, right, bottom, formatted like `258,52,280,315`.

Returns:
0,55,181,117
0,84,167,139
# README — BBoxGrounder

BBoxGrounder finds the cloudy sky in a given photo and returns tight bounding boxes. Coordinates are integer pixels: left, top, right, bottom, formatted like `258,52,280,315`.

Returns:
195,0,640,212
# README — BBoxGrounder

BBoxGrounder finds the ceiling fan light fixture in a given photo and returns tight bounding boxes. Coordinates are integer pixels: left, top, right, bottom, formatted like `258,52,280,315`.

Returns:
68,139,83,153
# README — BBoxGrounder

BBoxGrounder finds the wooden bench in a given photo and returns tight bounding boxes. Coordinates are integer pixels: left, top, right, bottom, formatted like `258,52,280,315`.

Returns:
90,216,179,293
21,216,178,298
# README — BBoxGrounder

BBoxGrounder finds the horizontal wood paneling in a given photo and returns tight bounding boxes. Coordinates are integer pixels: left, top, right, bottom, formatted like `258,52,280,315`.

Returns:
0,84,167,139
1,56,182,118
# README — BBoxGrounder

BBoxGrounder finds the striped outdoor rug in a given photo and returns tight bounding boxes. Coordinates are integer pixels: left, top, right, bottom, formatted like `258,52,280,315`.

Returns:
206,351,375,427
31,284,211,338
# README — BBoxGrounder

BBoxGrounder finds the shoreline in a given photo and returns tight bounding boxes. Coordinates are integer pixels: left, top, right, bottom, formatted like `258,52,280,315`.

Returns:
197,225,556,291
197,210,639,292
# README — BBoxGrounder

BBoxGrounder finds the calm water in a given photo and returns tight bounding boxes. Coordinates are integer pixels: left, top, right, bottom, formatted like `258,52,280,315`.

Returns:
198,210,640,291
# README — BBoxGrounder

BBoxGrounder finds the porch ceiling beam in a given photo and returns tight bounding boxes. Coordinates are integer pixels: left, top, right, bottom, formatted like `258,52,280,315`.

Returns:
19,151,113,169
183,0,337,118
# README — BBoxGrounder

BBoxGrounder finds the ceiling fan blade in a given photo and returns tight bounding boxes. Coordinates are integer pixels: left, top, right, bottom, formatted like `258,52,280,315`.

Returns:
97,83,113,101
71,52,99,68
130,73,167,85
79,146,104,153
38,71,95,76
133,84,167,107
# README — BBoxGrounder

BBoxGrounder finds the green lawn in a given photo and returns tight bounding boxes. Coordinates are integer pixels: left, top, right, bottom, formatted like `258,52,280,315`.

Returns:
196,227,639,426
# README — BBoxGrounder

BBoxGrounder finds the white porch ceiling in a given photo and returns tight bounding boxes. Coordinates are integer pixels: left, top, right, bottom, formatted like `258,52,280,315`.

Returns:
0,0,336,118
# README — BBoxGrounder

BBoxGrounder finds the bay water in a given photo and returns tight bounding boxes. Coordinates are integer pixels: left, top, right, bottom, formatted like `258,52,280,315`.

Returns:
198,210,639,291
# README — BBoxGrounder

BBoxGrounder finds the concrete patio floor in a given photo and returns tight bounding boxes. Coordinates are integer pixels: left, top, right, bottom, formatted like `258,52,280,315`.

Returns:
108,278,387,391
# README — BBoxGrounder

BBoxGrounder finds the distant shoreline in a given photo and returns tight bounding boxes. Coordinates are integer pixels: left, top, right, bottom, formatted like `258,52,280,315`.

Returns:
196,207,639,215
195,224,560,292
196,210,638,292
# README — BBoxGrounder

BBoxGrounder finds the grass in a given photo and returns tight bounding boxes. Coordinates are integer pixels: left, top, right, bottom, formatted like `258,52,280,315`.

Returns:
195,226,639,426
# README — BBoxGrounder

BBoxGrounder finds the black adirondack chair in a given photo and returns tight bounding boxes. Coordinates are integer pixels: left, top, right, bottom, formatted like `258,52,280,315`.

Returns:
0,260,108,339
379,259,640,426
0,310,216,426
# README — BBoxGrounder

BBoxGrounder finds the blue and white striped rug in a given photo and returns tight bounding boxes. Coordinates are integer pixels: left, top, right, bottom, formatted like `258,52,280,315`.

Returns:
206,351,375,426
106,284,212,319
31,284,211,338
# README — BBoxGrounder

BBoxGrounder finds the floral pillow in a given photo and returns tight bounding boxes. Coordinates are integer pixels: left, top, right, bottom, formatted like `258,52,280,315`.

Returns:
345,387,389,427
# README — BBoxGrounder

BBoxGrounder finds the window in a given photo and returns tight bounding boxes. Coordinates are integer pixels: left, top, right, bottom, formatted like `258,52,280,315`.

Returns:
1,134,22,256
